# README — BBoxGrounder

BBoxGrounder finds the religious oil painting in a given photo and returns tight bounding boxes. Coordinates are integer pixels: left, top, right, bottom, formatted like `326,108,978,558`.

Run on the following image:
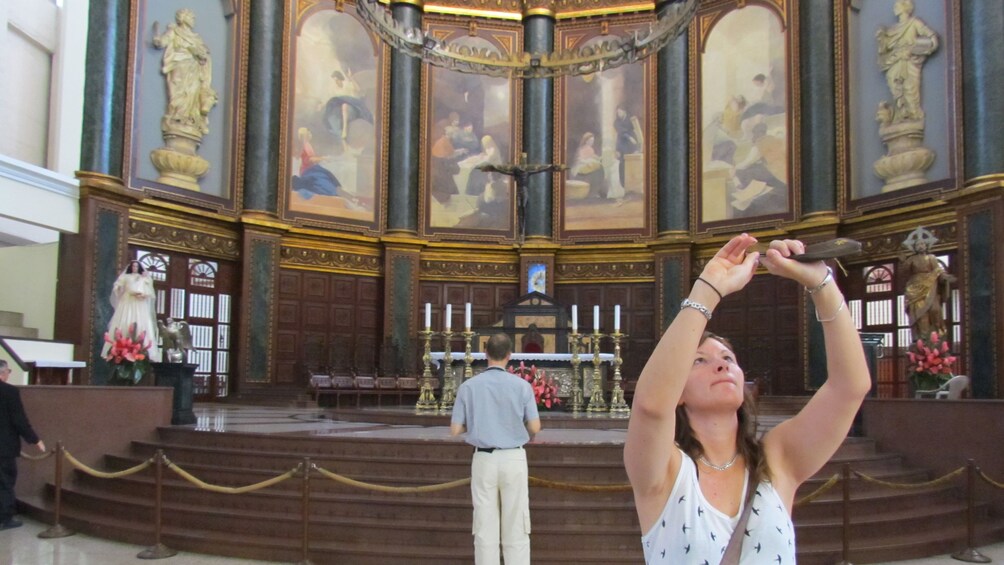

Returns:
841,0,961,212
282,1,385,233
556,18,655,242
527,263,547,294
421,21,519,242
124,0,247,213
695,1,794,229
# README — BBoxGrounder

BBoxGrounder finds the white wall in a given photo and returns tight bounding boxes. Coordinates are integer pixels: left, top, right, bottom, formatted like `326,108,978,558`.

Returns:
0,243,59,339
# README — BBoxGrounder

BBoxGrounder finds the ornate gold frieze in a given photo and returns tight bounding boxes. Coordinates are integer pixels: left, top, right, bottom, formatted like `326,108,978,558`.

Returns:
280,245,384,275
855,223,957,263
555,261,654,282
418,0,653,19
420,260,520,281
129,218,240,259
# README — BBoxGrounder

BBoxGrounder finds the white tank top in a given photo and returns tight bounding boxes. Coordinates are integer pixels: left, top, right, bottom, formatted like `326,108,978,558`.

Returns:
641,451,797,564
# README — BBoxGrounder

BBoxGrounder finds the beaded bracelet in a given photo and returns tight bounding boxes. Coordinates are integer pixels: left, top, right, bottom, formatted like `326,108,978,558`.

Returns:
681,298,712,321
806,266,834,295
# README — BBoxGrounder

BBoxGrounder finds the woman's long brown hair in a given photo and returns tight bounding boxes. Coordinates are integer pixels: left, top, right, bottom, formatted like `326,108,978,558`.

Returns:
675,332,770,486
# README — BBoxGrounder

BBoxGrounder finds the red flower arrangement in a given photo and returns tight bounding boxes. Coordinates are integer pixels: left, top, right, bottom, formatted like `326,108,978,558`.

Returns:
907,331,957,392
509,361,562,410
103,323,152,385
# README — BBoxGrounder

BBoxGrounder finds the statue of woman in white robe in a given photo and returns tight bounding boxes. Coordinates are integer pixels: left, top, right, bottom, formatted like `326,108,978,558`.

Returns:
102,261,162,362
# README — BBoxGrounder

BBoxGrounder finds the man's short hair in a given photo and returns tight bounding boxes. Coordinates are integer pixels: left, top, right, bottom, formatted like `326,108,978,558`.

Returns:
0,359,8,372
485,333,513,362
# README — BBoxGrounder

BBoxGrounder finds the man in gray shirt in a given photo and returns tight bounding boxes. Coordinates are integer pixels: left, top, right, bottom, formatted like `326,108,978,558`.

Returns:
451,333,541,565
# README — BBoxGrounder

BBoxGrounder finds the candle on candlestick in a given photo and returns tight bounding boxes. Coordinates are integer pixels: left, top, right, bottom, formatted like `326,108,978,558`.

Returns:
465,303,472,330
425,303,431,330
593,305,600,332
614,305,621,332
571,305,578,333
445,304,452,331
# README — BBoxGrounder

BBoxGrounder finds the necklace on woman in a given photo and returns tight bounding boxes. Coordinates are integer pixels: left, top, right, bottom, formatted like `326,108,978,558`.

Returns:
698,452,739,472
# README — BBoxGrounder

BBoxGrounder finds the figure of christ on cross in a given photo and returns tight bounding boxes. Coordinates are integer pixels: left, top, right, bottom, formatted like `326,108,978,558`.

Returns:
476,152,566,243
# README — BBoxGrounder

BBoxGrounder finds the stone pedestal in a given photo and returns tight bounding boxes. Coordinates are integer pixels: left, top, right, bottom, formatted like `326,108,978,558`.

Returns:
874,119,935,192
152,362,197,425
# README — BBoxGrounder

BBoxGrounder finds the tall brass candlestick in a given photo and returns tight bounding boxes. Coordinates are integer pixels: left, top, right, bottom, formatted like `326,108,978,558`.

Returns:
416,329,439,411
586,331,608,412
462,330,475,381
608,331,630,415
439,329,456,411
568,332,584,413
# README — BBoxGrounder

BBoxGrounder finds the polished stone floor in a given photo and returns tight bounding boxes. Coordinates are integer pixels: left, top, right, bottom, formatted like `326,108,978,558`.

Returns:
4,404,1001,564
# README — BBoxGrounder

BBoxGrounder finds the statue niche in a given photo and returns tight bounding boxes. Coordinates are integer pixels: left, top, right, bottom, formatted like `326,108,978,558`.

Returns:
149,8,219,191
873,0,939,193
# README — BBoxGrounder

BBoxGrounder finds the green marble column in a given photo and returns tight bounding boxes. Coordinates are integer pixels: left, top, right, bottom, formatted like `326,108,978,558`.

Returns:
386,2,423,234
656,26,689,234
799,0,836,214
242,0,283,214
961,2,1004,179
523,14,555,240
79,0,129,176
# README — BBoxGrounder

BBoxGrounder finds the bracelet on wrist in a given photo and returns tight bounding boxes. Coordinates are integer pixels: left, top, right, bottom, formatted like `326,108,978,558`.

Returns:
815,299,846,323
806,266,834,295
696,277,724,301
681,298,712,321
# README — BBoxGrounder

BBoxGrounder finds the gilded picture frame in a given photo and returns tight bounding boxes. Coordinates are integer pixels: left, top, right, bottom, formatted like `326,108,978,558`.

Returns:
123,0,248,214
691,0,799,233
418,18,522,244
278,0,389,235
837,0,963,214
554,16,657,243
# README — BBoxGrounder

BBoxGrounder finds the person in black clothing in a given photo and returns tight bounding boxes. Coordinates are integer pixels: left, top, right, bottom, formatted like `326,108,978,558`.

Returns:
0,360,45,530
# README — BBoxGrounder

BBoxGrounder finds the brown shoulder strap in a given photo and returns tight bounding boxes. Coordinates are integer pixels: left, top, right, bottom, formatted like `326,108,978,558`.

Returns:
719,468,757,565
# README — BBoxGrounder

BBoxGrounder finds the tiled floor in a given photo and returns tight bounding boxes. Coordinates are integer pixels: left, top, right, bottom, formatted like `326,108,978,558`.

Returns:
4,404,1000,564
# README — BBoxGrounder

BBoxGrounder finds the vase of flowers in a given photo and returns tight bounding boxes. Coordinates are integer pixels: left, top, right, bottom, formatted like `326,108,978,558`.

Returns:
509,361,562,410
103,323,153,385
907,331,957,393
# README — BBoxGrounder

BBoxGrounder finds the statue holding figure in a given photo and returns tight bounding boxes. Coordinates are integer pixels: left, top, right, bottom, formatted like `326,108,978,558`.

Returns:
158,318,195,363
900,227,955,342
149,8,219,191
872,0,939,193
876,0,939,124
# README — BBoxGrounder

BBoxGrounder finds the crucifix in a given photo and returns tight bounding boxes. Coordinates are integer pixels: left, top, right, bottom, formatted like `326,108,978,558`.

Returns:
477,152,566,243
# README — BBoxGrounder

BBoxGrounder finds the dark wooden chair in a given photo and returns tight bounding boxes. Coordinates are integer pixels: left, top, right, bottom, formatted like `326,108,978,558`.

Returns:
375,376,399,406
354,375,377,407
398,377,420,405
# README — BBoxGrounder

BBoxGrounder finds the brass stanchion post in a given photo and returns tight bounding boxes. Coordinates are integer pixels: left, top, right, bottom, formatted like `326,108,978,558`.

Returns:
137,450,176,559
298,458,315,565
462,330,475,381
568,331,583,413
415,329,439,411
440,329,456,411
608,331,630,415
38,441,74,539
952,459,991,563
834,463,853,565
586,331,608,412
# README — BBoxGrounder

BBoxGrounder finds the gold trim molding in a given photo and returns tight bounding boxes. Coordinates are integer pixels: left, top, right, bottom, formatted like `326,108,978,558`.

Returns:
129,218,241,260
280,245,384,275
420,259,520,282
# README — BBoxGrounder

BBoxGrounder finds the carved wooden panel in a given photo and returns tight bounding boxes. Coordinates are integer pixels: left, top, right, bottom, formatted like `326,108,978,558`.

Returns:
276,269,384,380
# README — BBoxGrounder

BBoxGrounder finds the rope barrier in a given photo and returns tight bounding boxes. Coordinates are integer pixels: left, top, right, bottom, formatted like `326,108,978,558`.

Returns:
63,449,154,479
853,466,965,489
978,469,1004,490
163,456,301,494
313,464,471,493
20,449,54,461
794,473,841,506
528,476,632,492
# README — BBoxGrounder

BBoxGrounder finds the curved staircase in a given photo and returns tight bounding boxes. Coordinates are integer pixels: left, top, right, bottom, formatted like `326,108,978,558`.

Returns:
22,402,1004,564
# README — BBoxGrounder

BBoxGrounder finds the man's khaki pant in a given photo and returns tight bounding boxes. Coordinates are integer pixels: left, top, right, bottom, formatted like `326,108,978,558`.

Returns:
470,448,530,565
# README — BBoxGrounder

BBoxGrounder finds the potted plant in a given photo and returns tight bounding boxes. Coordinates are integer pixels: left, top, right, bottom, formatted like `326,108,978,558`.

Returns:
509,362,562,410
103,323,153,385
907,331,957,394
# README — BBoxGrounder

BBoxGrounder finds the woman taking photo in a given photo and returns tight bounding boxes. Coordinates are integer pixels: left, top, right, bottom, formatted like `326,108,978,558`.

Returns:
624,233,870,563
